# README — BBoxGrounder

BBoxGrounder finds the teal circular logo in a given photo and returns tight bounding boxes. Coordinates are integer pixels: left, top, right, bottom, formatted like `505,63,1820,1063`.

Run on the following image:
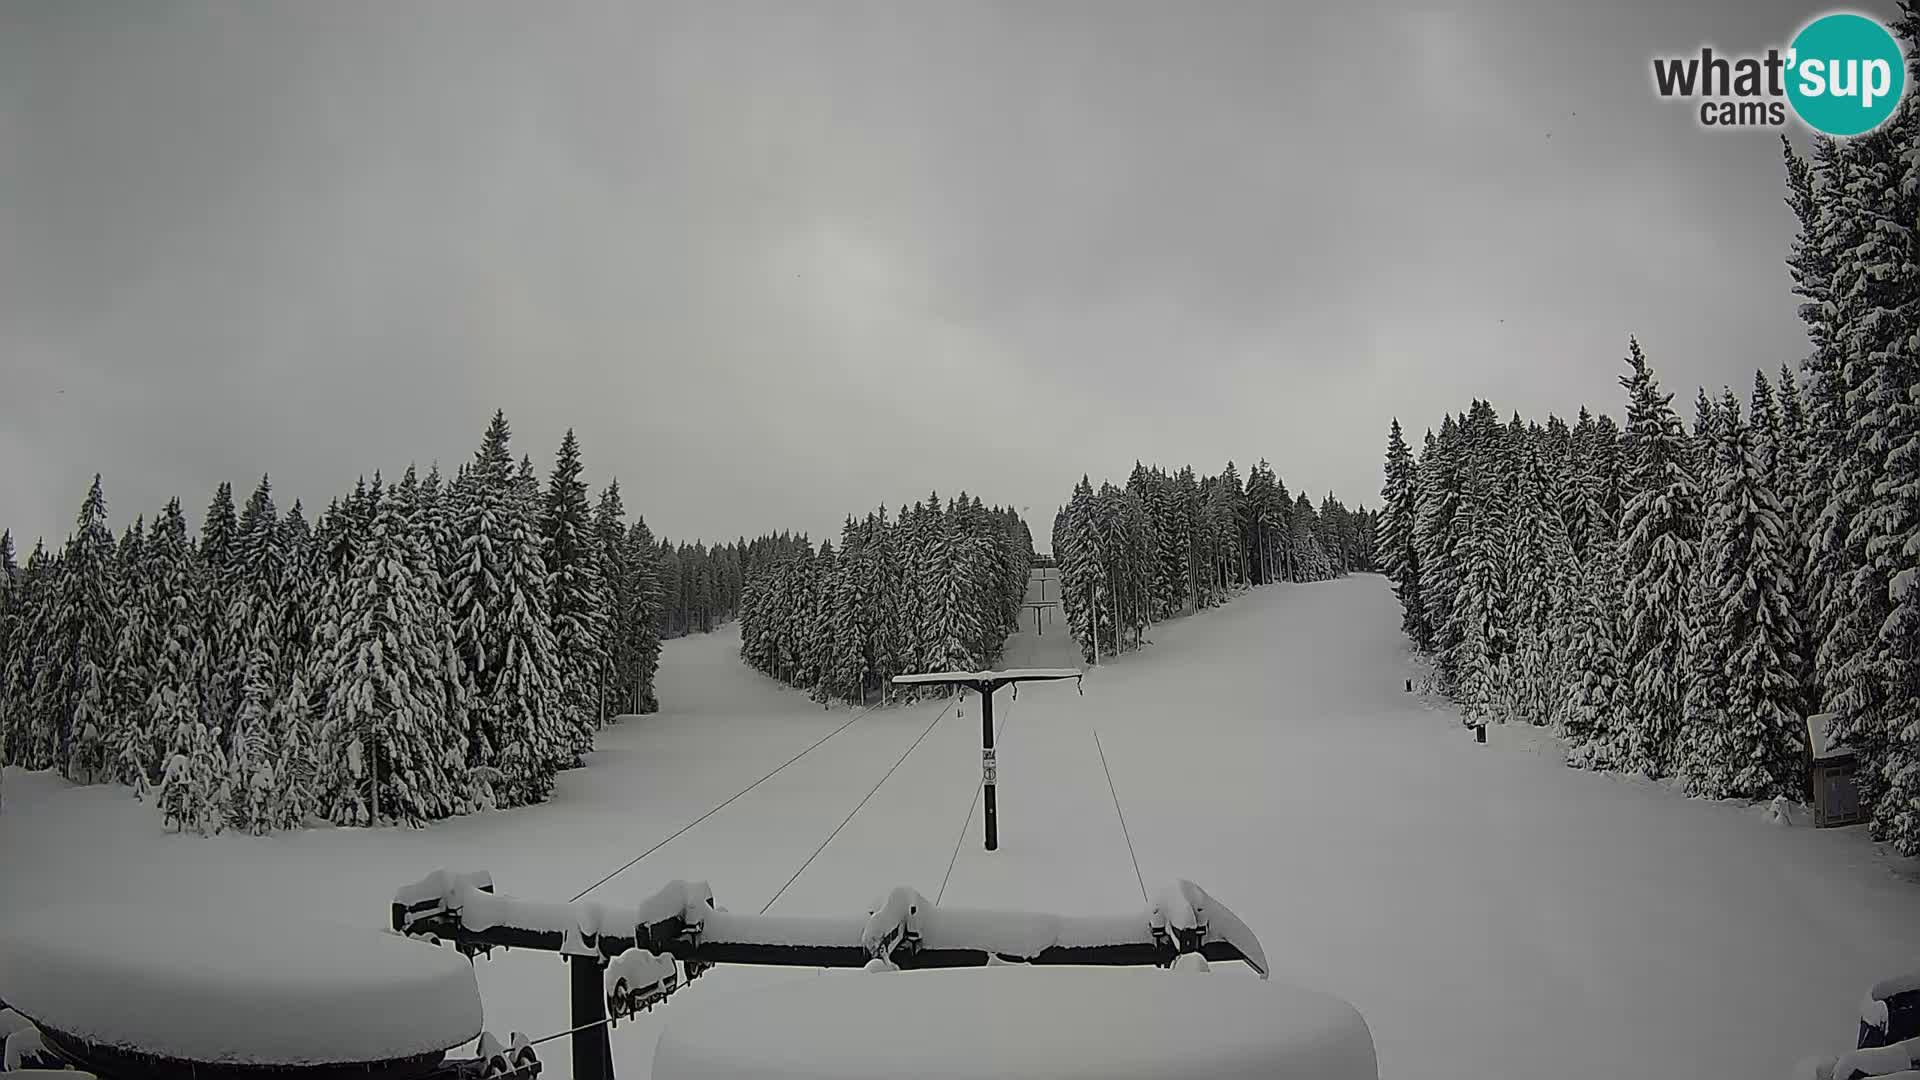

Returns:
1787,13,1906,136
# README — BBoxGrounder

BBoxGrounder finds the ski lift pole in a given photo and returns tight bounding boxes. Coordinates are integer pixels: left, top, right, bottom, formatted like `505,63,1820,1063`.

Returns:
892,668,1084,852
981,685,998,850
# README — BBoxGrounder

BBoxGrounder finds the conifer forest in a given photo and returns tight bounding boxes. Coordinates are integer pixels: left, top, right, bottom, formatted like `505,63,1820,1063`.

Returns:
0,412,771,834
1052,462,1376,663
1377,131,1920,856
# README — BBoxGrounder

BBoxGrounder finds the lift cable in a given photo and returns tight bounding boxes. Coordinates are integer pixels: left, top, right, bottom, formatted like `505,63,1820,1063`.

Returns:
526,1016,612,1049
759,695,958,915
571,698,888,903
1092,726,1149,906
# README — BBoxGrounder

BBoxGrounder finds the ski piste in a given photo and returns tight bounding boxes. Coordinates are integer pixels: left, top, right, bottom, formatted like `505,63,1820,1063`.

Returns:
0,667,1377,1080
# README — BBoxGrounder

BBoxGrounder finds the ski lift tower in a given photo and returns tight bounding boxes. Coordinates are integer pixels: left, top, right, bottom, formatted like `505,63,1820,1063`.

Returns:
891,668,1083,852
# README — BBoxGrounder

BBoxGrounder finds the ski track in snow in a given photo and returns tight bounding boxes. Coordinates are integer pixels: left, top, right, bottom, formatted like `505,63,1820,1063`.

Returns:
4,575,1919,1079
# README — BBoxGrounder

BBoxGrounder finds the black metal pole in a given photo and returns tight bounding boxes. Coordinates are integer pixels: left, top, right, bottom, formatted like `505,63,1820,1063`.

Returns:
981,684,998,851
569,953,613,1080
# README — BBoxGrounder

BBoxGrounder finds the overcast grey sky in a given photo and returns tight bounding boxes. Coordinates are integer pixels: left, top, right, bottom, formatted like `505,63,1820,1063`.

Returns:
0,0,1866,552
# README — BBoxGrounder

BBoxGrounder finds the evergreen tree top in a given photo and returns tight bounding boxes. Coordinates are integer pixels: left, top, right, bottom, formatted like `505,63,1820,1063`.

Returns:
68,474,113,559
201,481,237,555
474,411,515,481
155,498,189,547
1718,386,1744,434
238,474,277,533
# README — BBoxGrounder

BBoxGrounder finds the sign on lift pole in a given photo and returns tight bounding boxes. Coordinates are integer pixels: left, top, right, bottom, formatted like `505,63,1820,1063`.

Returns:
891,668,1083,851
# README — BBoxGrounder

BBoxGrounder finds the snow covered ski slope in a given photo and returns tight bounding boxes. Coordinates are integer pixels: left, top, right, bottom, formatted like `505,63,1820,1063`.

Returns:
4,574,1918,1079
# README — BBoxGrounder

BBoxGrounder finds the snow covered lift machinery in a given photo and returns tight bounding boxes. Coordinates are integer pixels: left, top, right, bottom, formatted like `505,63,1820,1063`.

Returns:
390,868,1271,1080
891,668,1083,851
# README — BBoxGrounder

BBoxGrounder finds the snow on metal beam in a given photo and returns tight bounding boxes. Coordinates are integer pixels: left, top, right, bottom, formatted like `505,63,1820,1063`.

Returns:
391,871,1266,977
891,668,1082,686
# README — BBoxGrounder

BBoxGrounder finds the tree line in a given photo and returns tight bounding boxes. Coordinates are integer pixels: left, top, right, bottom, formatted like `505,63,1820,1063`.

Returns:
0,411,758,833
737,496,1034,703
1052,460,1377,663
1379,95,1920,853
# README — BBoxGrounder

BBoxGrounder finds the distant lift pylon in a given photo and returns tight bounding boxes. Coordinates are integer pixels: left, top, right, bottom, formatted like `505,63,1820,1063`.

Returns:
890,668,1083,851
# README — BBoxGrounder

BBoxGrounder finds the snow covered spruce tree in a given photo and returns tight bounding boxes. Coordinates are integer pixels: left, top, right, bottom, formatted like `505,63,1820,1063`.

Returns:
156,703,228,835
449,411,566,807
592,480,663,717
821,516,877,704
542,430,609,750
1676,394,1730,792
0,531,17,776
1831,122,1917,841
196,480,242,747
1503,444,1574,728
1562,533,1628,765
5,541,58,771
125,501,201,796
1414,419,1464,691
46,476,118,783
104,515,158,791
317,479,468,826
1871,13,1920,851
1380,420,1427,649
1611,340,1702,777
1692,390,1806,800
221,475,289,830
626,518,666,710
148,497,225,834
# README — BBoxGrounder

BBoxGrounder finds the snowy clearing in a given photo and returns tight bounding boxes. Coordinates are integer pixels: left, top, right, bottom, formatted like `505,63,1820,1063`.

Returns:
3,575,1917,1079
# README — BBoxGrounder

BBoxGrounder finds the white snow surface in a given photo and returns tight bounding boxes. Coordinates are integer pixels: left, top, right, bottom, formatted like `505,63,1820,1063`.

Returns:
0,901,482,1065
4,577,1920,1080
648,967,1375,1080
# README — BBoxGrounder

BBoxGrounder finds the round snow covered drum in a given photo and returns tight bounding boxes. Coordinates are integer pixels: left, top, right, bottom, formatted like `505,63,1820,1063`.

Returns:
0,902,483,1080
651,966,1378,1079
